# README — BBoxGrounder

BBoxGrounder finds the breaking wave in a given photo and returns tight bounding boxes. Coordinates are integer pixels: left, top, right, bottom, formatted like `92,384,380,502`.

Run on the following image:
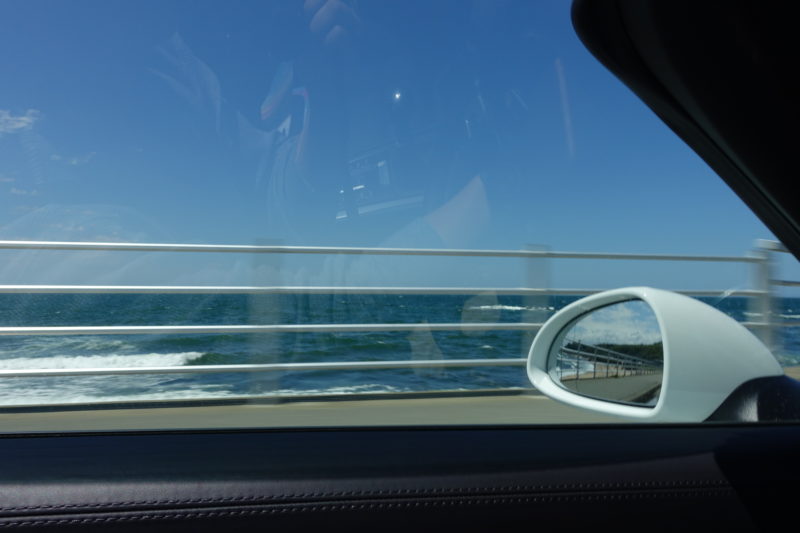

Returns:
0,352,204,370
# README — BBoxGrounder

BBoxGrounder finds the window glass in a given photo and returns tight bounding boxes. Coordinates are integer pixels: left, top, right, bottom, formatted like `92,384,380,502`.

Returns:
1,0,798,427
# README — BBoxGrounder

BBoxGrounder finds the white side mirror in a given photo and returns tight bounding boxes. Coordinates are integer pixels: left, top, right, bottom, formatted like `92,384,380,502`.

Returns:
527,287,783,422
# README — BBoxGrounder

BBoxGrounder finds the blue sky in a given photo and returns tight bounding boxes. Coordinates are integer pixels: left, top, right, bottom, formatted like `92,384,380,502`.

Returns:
0,0,795,291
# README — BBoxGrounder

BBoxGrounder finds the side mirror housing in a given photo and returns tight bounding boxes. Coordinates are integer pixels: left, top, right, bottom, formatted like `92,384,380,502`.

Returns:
527,287,783,422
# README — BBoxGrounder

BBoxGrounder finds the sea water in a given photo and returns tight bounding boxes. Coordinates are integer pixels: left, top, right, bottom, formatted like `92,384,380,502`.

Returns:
0,294,798,406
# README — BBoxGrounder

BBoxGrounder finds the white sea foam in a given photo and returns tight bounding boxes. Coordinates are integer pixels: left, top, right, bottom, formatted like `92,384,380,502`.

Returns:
0,337,138,359
467,305,555,312
470,305,526,311
744,311,800,320
271,383,404,396
0,381,239,406
0,352,204,370
0,379,405,406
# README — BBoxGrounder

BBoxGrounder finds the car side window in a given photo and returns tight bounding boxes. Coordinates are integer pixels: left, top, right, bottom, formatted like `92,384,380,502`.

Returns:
1,0,798,429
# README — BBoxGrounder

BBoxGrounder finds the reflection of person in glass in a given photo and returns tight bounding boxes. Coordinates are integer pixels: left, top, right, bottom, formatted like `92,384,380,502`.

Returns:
255,1,543,371
258,0,538,248
152,1,544,380
152,1,541,248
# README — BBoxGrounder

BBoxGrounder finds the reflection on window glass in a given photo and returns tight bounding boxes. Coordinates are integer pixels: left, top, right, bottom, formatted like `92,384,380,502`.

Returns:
0,0,797,418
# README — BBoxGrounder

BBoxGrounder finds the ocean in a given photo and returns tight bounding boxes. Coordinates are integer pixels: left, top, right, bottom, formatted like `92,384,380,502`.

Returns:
1,294,798,406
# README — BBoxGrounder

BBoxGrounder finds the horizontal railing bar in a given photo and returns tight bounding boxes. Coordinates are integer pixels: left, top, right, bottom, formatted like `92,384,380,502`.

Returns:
560,346,662,368
739,321,800,327
0,240,759,262
771,280,800,287
673,290,765,297
0,284,548,295
0,323,543,337
757,240,790,253
0,358,527,378
0,285,765,297
0,285,590,295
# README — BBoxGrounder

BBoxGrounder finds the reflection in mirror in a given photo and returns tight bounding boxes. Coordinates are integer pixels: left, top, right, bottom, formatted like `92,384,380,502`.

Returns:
547,299,664,407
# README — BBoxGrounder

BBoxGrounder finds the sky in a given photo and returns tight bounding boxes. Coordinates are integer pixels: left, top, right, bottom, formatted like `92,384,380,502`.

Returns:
565,300,662,347
0,0,796,291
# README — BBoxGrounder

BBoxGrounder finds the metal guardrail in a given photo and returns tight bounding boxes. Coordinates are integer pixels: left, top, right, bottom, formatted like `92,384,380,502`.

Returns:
0,240,762,261
749,239,800,348
0,358,527,379
0,285,765,296
556,345,662,381
0,239,794,383
772,280,800,287
0,323,541,337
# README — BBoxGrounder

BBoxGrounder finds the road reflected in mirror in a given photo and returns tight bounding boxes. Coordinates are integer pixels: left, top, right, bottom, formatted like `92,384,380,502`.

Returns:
548,299,663,407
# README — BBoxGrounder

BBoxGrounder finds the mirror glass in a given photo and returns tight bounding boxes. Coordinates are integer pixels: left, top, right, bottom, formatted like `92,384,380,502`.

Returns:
547,299,663,407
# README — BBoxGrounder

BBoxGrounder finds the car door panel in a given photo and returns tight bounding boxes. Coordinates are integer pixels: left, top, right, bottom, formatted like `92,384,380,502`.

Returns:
4,425,796,530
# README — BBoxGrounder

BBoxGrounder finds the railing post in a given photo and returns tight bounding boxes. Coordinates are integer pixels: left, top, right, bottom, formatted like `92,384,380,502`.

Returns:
522,244,550,359
750,239,776,352
249,238,284,402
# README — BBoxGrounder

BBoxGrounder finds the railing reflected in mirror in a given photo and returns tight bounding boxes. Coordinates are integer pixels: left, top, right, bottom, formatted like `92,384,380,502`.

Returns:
547,299,664,407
